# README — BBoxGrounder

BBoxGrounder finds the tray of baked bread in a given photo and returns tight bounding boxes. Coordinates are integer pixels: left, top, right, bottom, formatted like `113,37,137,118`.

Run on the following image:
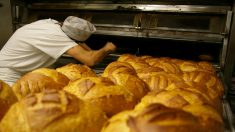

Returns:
0,54,234,132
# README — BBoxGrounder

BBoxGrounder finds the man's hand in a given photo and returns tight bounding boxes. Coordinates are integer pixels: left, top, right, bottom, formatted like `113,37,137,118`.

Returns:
104,42,117,52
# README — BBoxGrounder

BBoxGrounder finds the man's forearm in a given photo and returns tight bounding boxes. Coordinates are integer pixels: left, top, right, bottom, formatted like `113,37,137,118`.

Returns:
66,42,116,67
90,47,111,65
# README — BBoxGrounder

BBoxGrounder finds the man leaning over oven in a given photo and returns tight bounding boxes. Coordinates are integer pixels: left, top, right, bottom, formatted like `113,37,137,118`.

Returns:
0,16,117,86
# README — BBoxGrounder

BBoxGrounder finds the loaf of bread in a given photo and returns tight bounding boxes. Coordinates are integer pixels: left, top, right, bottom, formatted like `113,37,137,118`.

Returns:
117,54,138,62
134,89,213,111
64,77,138,117
32,68,70,86
101,110,139,132
118,55,164,72
135,66,163,74
125,59,151,71
147,60,182,74
139,55,154,61
134,90,223,132
107,73,149,99
182,71,224,99
173,60,216,74
12,68,69,100
102,103,205,132
183,104,224,132
102,61,136,77
56,63,97,81
144,57,172,64
0,80,17,121
137,71,183,92
0,89,108,132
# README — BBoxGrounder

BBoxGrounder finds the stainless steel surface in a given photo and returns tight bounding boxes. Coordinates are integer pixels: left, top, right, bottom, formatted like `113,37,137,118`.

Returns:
29,3,230,14
15,5,20,20
223,99,235,132
221,11,233,70
224,1,235,91
14,2,228,43
95,27,224,43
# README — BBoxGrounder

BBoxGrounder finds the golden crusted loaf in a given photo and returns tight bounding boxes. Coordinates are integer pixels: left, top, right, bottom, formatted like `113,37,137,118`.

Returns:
182,71,224,99
0,89,108,132
137,71,183,92
183,104,224,132
102,61,136,77
173,60,216,74
32,68,70,86
56,63,97,81
124,59,151,71
64,77,138,117
134,90,223,132
117,54,138,62
134,89,213,111
0,80,17,121
101,110,139,132
102,103,205,132
148,60,182,74
107,73,149,99
135,66,163,74
165,82,223,113
117,54,164,73
12,68,69,100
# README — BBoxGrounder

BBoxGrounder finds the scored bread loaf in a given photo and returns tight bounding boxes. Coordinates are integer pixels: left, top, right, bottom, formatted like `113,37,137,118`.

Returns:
117,54,138,62
0,80,17,121
102,103,205,132
134,89,214,111
173,60,216,74
134,90,223,132
183,104,224,132
32,68,70,86
135,66,163,74
138,55,154,62
64,77,138,117
125,59,151,71
107,73,149,99
102,61,136,77
56,63,97,81
12,68,69,100
101,110,139,132
148,60,182,74
144,57,172,64
165,82,223,114
137,71,183,92
128,103,207,132
182,71,224,98
0,89,108,132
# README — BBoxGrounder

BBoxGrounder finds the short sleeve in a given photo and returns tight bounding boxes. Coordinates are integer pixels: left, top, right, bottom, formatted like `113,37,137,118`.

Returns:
32,31,78,59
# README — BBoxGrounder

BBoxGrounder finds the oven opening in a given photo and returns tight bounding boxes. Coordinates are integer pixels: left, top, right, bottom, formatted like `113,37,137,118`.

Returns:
84,34,222,70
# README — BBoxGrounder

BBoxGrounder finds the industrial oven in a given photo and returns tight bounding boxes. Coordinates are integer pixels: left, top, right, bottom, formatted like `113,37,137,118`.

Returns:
8,0,235,131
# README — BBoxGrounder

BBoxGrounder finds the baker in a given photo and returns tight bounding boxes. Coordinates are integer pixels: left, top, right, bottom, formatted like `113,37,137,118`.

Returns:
0,16,116,86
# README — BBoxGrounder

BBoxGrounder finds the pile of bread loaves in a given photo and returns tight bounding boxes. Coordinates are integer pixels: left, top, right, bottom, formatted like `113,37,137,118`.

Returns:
0,54,224,132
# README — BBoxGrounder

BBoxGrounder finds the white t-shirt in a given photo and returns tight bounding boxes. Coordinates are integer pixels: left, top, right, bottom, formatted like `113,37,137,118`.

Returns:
0,18,78,85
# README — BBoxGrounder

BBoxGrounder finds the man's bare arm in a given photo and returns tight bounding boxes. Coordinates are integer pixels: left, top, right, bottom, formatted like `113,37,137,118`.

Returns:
66,42,116,67
79,42,92,51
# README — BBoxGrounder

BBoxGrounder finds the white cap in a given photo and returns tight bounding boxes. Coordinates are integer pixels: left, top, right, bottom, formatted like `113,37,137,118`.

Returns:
62,16,96,41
